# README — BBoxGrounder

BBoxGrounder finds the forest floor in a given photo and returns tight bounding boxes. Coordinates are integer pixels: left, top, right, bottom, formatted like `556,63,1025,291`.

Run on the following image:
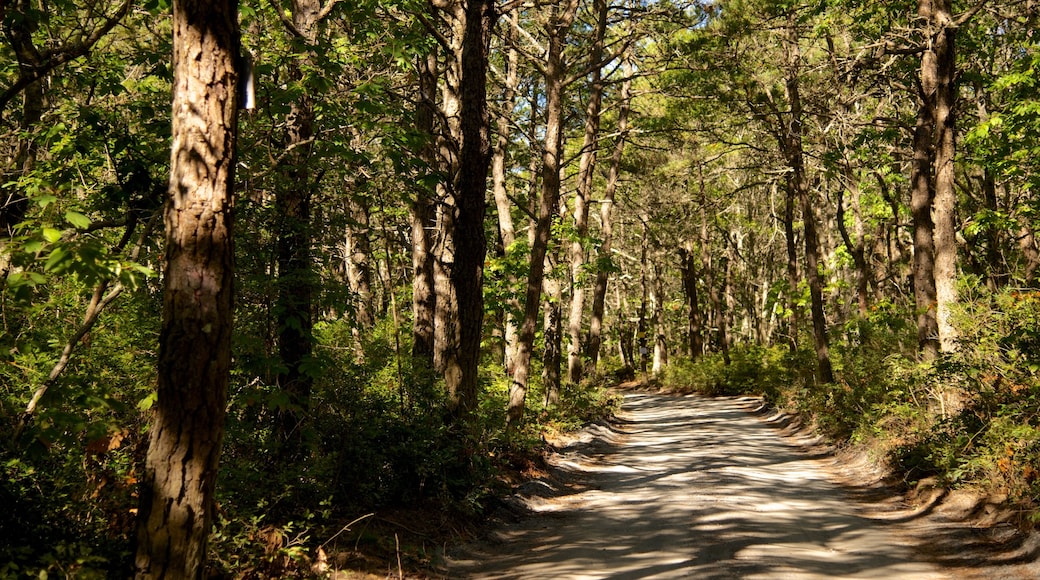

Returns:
440,388,1040,579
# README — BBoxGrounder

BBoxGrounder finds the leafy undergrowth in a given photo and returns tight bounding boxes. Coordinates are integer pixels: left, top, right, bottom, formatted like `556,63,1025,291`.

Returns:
0,312,621,578
200,365,622,579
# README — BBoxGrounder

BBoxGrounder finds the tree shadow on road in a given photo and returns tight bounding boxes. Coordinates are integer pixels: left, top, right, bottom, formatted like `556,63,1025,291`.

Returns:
447,392,960,579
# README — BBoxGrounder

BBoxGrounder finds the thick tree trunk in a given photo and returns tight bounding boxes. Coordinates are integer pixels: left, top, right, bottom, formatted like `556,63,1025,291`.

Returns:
432,197,455,376
508,0,579,430
429,0,493,421
447,0,492,419
344,193,374,360
134,1,238,576
586,55,632,371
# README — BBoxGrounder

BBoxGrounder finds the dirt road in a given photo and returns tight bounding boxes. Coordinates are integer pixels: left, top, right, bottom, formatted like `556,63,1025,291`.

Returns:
448,393,953,579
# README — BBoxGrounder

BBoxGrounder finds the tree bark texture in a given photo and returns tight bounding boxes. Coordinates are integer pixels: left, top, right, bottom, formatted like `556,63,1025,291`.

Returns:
345,194,375,330
926,0,959,353
412,50,439,362
911,42,941,361
134,0,238,577
430,0,493,421
447,0,493,419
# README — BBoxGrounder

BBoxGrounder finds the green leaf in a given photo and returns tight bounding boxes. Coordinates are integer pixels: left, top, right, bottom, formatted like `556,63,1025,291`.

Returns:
64,211,91,229
33,194,58,208
138,391,158,412
44,246,73,272
42,228,62,243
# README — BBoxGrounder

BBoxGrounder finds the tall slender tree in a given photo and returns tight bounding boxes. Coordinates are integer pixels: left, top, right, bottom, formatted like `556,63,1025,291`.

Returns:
566,0,610,385
586,52,632,370
508,0,580,430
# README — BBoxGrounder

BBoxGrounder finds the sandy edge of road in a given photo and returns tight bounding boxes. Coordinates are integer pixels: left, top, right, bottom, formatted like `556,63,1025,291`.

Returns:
714,393,1040,580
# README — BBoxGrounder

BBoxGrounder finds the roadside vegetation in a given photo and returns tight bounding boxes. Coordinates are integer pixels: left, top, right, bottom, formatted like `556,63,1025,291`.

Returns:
661,286,1040,523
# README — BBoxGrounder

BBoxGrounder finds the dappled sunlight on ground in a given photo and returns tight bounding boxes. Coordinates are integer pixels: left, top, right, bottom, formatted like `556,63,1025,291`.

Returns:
448,393,949,579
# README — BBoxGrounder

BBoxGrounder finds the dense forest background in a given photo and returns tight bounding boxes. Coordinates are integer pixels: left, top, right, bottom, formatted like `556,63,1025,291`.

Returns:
1,0,1038,576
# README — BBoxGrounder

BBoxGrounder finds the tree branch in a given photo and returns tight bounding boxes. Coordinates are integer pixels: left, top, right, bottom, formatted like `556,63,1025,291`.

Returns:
13,208,160,443
0,0,132,117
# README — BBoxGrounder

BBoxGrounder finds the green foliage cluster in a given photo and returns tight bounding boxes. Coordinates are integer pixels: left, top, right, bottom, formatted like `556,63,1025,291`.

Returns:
0,267,159,576
1,294,621,576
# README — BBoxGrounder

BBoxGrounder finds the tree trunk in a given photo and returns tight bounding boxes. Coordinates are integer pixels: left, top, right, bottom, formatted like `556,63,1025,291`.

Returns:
273,0,324,451
784,20,833,384
586,54,632,371
134,1,238,576
492,10,520,373
431,0,493,421
796,149,833,385
543,268,563,407
679,243,704,359
651,263,668,375
835,178,870,317
783,171,800,352
928,0,959,353
345,195,375,329
1019,222,1040,285
911,41,941,361
0,0,45,247
448,0,492,419
508,0,580,430
566,0,609,385
637,216,650,374
411,50,438,362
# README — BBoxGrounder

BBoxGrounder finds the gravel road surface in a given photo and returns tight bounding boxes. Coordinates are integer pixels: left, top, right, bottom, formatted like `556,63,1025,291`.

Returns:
448,392,952,579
